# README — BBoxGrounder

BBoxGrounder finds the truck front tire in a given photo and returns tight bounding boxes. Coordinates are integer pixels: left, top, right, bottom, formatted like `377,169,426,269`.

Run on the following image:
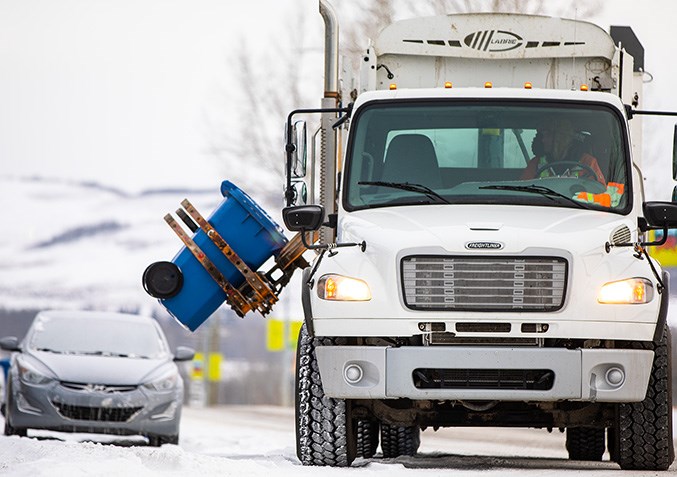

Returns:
615,324,674,471
295,323,356,466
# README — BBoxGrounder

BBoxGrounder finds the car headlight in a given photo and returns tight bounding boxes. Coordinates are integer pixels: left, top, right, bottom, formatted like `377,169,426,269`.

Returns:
18,361,52,385
143,370,179,392
317,274,371,301
598,278,654,304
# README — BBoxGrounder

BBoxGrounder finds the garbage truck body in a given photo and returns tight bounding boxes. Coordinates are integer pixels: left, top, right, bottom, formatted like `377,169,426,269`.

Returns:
284,5,677,471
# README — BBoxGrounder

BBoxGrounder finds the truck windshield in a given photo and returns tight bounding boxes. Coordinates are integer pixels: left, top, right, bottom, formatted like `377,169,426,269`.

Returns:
344,101,629,212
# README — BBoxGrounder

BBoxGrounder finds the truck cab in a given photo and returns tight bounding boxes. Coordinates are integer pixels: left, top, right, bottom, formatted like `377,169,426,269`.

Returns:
286,5,677,471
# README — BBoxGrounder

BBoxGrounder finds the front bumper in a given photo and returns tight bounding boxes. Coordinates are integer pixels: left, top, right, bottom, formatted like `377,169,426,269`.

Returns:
316,346,654,402
7,376,182,437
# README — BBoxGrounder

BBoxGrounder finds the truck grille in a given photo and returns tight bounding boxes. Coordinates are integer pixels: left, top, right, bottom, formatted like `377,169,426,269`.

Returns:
413,368,555,390
402,256,567,311
52,402,142,422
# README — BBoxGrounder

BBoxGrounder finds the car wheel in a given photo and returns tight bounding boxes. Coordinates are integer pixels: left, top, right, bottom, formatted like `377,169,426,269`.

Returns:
147,434,179,446
295,323,357,467
3,381,27,437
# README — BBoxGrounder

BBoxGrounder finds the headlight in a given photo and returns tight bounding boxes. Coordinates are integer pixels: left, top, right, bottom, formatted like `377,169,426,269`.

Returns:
598,278,654,304
18,361,52,385
143,370,179,392
317,274,371,301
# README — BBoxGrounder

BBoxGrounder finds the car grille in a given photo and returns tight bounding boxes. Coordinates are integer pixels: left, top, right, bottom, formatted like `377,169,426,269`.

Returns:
52,402,142,422
60,381,137,393
402,256,567,311
413,368,555,390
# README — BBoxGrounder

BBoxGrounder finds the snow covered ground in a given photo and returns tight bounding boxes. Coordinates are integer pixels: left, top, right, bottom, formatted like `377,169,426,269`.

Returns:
1,405,675,476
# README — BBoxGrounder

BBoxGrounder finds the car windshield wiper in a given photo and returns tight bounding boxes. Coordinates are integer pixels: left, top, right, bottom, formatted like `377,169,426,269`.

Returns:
479,184,590,210
76,350,135,358
34,347,64,354
358,181,450,204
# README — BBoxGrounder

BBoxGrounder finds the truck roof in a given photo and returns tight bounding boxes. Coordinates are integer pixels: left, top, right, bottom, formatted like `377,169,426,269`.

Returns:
353,87,627,114
360,13,627,94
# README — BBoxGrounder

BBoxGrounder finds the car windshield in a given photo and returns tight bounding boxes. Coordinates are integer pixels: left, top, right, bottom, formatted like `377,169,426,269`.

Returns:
27,315,168,359
344,101,629,212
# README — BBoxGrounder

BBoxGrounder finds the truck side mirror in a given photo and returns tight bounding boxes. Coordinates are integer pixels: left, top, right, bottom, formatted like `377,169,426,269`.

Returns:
283,205,324,232
289,180,308,206
673,125,677,180
291,120,307,178
643,201,677,228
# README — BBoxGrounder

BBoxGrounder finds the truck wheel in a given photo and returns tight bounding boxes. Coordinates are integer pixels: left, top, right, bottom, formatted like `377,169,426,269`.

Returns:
615,324,674,470
356,420,379,458
380,423,420,458
295,323,356,466
565,427,605,461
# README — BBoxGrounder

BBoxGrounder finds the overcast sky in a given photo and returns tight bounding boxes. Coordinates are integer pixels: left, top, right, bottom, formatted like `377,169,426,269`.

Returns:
0,0,676,197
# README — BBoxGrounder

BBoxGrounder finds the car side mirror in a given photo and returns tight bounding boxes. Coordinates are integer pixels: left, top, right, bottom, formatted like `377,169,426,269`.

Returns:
282,205,324,232
0,336,20,352
643,201,677,228
173,346,195,362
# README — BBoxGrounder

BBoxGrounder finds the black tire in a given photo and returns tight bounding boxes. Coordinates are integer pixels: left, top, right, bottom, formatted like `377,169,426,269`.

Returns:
356,420,379,459
147,434,179,446
3,381,27,437
295,323,356,466
565,427,605,461
614,324,674,470
380,423,420,458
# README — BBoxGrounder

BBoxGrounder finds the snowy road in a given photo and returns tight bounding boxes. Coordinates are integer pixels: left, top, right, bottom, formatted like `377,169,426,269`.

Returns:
1,405,676,476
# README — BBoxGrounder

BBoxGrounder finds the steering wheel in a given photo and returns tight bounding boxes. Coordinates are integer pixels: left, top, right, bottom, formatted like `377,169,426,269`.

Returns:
534,160,598,180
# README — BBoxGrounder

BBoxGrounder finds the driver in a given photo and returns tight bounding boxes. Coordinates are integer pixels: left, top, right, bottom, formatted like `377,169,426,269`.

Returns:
521,118,605,184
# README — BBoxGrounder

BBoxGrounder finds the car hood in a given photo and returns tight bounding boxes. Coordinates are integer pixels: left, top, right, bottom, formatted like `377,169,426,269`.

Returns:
27,351,170,385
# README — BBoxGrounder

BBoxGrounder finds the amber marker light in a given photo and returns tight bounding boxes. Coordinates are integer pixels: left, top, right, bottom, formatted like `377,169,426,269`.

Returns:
389,83,397,90
580,84,589,91
484,81,493,88
444,81,453,89
524,82,533,89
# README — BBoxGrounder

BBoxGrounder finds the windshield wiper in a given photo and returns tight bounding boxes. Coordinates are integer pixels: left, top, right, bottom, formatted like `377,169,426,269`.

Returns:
479,184,590,210
358,181,450,204
77,350,134,358
34,347,63,354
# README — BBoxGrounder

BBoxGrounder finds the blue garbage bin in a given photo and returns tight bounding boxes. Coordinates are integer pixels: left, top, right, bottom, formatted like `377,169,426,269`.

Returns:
144,181,287,331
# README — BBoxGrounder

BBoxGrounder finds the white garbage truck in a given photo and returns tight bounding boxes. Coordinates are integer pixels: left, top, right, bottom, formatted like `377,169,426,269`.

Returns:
281,2,677,471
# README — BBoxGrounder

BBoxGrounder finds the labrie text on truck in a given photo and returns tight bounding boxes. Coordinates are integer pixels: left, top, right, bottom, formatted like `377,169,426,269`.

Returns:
281,2,677,472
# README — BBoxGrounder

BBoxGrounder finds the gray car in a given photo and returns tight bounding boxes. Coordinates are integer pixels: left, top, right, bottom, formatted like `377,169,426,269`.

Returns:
0,310,194,446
